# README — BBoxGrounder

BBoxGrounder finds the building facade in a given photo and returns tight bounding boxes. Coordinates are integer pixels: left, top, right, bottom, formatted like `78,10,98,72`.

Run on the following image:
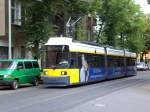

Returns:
0,0,26,59
0,0,96,59
146,52,150,67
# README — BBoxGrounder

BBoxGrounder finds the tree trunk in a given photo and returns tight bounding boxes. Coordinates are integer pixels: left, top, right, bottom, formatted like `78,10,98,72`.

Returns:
140,52,145,62
32,41,39,60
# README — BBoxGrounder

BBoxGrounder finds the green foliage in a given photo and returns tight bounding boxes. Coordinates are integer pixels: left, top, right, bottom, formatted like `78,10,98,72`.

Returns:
21,0,93,58
51,0,93,37
143,14,150,52
96,0,145,53
21,0,147,58
21,0,55,59
135,21,148,61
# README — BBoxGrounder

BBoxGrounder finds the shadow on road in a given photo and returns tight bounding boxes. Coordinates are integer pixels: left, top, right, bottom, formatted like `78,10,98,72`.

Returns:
0,84,33,91
39,75,135,89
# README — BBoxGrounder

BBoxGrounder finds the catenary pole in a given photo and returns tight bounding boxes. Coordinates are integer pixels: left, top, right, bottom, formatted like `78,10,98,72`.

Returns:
8,0,12,59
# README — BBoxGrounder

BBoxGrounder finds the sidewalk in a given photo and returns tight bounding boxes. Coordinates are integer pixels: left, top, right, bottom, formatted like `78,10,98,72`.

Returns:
66,79,150,112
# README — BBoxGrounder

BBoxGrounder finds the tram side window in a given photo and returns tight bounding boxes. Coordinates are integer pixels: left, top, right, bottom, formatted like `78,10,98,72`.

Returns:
85,54,95,67
121,58,125,66
131,58,136,66
128,58,131,66
93,55,100,67
78,53,83,68
117,57,124,67
78,53,91,68
78,53,105,68
129,58,132,66
108,56,113,67
108,56,119,67
98,55,105,67
116,58,120,67
113,57,118,67
107,56,123,67
130,58,133,66
70,53,78,68
126,58,129,66
126,58,135,66
86,54,104,68
113,57,124,67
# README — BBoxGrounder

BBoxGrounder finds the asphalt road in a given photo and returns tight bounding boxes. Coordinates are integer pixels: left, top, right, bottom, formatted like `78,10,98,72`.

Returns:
0,71,150,112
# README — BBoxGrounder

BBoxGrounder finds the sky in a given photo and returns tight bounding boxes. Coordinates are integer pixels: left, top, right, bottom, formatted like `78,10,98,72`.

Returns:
135,0,150,13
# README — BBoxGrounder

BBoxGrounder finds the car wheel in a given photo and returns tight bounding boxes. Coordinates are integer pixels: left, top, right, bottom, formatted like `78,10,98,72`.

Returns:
32,77,39,86
11,80,19,90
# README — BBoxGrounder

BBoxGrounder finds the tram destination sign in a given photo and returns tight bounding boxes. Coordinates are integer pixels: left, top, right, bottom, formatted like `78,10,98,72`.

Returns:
47,45,69,52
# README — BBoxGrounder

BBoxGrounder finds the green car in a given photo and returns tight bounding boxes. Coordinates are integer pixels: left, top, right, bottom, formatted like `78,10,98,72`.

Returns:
0,59,41,90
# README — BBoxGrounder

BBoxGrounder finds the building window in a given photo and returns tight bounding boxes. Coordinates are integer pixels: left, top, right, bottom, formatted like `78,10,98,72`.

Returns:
11,0,21,25
0,47,8,59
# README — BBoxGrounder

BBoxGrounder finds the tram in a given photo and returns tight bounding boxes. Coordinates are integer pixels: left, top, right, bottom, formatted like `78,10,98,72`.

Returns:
41,37,136,86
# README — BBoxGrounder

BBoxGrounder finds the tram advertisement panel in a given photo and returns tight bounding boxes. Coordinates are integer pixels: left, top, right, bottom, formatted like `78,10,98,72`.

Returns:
79,54,105,82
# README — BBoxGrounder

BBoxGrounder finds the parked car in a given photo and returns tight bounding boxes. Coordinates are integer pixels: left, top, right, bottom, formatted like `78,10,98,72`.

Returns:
0,59,41,90
137,62,149,71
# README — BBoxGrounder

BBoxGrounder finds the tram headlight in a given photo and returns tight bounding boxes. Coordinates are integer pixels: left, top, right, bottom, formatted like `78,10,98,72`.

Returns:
44,71,48,75
61,71,67,75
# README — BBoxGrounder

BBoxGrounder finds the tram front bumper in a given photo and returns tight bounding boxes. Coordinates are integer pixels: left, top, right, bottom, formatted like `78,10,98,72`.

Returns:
42,76,70,86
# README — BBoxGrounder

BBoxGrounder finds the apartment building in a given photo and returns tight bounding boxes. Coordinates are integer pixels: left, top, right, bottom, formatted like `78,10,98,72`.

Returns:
0,0,26,59
0,0,96,59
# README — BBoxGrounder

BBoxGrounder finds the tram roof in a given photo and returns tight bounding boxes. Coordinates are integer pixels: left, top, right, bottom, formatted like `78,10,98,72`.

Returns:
45,37,105,54
45,37,136,58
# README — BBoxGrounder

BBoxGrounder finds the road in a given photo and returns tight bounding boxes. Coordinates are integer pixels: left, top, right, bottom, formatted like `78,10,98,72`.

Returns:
0,71,150,112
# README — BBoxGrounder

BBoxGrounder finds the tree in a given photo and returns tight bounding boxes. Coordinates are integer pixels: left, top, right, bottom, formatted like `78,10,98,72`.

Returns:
21,0,55,59
96,0,145,53
21,0,146,59
140,14,150,61
21,0,92,59
144,14,150,50
50,0,89,36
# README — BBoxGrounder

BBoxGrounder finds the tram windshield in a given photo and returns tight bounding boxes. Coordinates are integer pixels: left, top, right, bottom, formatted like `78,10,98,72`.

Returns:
45,45,71,68
46,52,70,68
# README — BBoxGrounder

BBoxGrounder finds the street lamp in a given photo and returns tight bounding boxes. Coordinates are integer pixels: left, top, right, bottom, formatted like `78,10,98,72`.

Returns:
8,0,12,59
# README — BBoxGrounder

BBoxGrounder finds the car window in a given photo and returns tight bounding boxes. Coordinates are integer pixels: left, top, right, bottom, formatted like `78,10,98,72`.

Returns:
24,61,33,69
0,61,15,69
17,62,24,69
32,61,39,68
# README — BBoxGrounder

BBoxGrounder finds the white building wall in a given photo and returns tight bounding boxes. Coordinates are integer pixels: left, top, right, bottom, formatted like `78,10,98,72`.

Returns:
0,0,6,36
13,47,21,58
0,39,8,47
